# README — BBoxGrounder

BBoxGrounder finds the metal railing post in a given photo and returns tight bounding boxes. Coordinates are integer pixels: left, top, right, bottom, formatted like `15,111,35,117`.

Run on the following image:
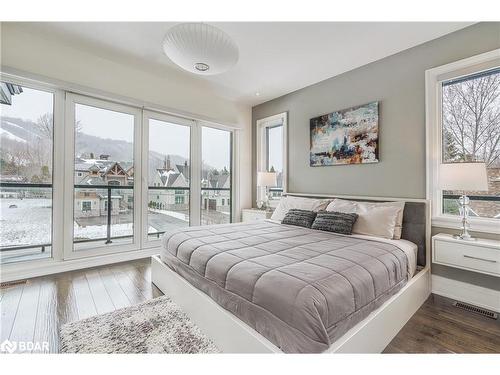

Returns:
105,187,112,244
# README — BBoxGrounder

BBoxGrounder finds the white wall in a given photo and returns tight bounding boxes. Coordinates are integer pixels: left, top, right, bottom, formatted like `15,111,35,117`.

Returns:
0,22,252,217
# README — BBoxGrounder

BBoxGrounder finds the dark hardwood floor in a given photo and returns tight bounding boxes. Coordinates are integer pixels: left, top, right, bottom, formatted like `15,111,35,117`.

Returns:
384,293,500,353
1,258,499,353
0,259,162,353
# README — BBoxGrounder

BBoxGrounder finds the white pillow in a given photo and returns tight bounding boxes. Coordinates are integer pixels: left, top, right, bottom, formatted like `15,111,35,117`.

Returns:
271,196,331,222
326,199,405,239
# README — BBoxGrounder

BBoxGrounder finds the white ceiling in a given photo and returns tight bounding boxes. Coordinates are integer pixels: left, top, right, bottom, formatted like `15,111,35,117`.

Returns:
26,22,473,106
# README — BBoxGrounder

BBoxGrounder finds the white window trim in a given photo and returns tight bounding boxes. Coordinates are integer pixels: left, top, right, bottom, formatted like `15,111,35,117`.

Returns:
0,74,65,266
425,48,500,235
64,93,143,260
0,70,239,280
199,121,237,224
141,110,195,248
256,112,288,205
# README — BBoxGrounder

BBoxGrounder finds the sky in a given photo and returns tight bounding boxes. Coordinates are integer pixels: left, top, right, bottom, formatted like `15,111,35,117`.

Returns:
201,126,231,170
267,125,283,172
1,84,232,170
77,104,231,170
149,118,190,159
1,86,53,121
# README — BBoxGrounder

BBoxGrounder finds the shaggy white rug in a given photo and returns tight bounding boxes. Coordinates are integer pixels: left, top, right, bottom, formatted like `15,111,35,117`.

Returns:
60,296,219,353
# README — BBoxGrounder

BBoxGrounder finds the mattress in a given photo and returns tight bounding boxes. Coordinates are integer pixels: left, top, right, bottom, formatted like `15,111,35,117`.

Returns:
160,220,415,353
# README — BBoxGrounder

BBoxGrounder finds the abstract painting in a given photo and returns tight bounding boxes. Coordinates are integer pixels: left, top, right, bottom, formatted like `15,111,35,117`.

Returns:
310,101,379,166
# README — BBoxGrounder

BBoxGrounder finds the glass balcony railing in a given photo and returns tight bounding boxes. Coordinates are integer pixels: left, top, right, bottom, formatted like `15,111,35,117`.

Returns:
73,184,135,250
201,188,231,225
147,186,190,240
0,183,53,264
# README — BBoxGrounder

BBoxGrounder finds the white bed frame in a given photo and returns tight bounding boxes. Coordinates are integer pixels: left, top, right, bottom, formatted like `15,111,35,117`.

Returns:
152,195,431,353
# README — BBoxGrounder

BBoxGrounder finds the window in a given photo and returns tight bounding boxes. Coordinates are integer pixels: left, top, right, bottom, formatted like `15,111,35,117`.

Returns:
0,82,54,264
201,126,232,225
426,49,500,233
69,94,140,254
145,113,191,240
82,201,92,212
1,72,237,268
256,112,287,207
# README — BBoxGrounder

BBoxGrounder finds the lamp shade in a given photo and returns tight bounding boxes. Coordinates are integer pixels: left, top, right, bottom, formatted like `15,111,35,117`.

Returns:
439,162,488,191
257,172,277,187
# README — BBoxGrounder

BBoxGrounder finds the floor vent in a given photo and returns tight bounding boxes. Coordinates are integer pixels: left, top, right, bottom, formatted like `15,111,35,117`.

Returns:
453,301,498,320
0,279,27,289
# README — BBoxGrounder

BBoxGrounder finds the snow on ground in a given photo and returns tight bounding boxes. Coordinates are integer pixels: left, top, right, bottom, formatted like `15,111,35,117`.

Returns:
0,127,27,143
74,222,133,239
2,198,230,251
1,198,136,247
0,198,52,247
150,208,189,222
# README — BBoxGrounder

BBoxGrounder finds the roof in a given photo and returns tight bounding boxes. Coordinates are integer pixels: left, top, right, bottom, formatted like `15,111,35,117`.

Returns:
0,82,23,105
78,175,106,185
208,173,230,189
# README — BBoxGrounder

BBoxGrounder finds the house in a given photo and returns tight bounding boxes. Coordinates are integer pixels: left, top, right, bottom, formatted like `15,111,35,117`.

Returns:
201,168,231,213
74,155,133,218
148,156,190,211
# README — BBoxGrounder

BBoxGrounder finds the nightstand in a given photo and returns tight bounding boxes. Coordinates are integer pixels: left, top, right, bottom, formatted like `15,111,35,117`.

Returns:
432,233,500,277
241,208,273,222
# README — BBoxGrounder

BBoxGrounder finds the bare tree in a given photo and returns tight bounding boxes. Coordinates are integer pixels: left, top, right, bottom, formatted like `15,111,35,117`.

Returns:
36,113,82,138
36,113,53,140
442,71,500,166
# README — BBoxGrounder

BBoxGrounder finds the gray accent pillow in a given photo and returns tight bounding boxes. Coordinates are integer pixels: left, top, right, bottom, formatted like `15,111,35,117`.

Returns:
311,211,359,235
281,209,317,228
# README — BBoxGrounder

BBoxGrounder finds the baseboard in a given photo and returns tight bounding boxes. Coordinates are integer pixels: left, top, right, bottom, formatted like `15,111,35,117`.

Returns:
0,248,160,283
432,274,500,312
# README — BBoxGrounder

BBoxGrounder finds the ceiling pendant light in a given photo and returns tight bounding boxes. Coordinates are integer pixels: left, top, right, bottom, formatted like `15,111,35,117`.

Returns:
162,23,239,75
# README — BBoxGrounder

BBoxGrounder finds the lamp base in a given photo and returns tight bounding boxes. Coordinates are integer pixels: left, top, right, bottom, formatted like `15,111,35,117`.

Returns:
453,234,477,241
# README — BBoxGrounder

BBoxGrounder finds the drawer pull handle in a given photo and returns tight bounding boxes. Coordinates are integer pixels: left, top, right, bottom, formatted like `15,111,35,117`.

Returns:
463,255,497,263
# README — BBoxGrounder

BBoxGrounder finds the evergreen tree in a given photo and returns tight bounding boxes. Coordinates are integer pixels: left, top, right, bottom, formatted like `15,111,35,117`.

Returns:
443,129,460,161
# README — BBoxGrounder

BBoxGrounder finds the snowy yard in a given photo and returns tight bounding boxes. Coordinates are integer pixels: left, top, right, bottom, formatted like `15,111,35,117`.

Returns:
1,198,230,262
0,198,52,247
0,198,136,247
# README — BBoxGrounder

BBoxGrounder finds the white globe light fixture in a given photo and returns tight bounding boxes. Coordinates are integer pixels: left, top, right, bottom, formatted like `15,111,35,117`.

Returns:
162,23,239,75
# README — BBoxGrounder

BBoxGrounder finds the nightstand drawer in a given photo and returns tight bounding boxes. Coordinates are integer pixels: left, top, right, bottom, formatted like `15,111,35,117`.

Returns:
241,209,272,222
434,239,500,276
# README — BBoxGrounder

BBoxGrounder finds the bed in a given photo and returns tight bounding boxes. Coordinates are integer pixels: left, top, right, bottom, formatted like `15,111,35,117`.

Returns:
152,194,431,353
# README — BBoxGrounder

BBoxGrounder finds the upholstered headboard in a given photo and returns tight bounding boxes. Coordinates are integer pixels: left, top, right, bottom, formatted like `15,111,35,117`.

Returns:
284,194,429,267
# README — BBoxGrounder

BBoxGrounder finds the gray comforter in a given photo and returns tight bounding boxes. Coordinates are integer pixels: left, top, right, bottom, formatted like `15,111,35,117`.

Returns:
160,221,409,353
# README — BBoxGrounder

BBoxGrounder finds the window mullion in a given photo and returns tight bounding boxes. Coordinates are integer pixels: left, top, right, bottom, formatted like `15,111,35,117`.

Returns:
190,123,202,226
51,89,66,262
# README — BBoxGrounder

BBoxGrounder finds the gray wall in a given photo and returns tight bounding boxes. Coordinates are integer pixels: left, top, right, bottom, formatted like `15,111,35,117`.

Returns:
252,22,500,289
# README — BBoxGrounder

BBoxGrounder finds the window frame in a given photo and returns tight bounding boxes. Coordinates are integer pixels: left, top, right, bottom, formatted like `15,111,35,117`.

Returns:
256,112,288,205
199,123,235,225
141,110,195,247
425,48,500,234
0,69,239,277
0,74,65,265
64,93,143,260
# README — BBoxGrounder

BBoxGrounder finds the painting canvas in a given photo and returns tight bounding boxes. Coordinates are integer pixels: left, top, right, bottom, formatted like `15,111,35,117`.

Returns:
310,101,379,166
